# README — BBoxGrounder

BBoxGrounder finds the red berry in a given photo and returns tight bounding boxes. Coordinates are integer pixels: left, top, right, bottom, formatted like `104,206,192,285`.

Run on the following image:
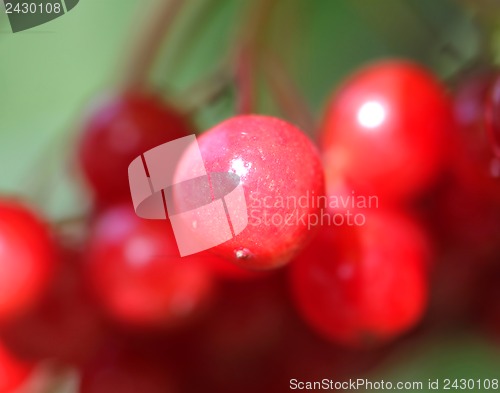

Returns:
290,209,429,347
85,205,213,329
78,92,192,204
430,172,500,253
0,244,104,365
204,251,264,280
321,60,451,201
0,342,33,393
0,201,54,322
174,115,325,270
452,68,500,198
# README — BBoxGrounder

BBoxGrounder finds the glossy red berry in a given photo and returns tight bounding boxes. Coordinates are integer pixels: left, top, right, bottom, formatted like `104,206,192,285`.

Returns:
0,342,33,393
0,201,54,322
290,210,429,347
85,205,213,329
204,251,263,280
78,92,192,204
174,115,325,270
321,60,451,201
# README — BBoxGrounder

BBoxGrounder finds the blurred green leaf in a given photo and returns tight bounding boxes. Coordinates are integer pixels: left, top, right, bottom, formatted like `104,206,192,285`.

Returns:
364,334,500,393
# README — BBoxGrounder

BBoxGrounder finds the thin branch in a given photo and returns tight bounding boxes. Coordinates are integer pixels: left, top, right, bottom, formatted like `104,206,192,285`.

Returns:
263,51,317,135
231,0,278,114
182,66,233,115
234,44,255,114
118,0,185,90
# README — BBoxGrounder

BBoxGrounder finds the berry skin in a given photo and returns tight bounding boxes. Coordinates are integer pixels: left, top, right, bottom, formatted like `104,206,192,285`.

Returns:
0,342,33,393
78,91,192,204
321,60,451,201
290,210,429,347
85,205,213,329
205,251,264,280
0,201,55,322
174,115,325,270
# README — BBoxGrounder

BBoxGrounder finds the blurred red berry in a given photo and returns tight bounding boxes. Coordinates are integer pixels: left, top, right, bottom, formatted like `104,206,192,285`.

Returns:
78,92,192,204
85,205,214,329
290,210,429,347
0,201,55,322
174,115,325,270
0,342,33,393
430,173,500,253
452,68,500,199
321,60,451,201
0,244,104,365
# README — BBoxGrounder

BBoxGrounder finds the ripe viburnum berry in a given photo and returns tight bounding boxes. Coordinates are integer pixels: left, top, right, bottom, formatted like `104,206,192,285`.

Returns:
173,115,325,270
78,91,192,204
84,205,214,329
0,342,33,393
0,244,103,365
321,60,452,201
290,209,429,347
0,201,55,322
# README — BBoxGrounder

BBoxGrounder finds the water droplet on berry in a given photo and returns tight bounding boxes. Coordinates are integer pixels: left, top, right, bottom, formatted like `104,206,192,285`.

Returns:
234,248,253,260
230,157,251,178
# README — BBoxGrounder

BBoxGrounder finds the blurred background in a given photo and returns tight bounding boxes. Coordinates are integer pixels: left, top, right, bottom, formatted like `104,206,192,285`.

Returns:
1,0,500,392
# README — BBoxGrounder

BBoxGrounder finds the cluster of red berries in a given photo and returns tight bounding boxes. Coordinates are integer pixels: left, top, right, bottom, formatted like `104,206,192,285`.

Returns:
0,59,499,392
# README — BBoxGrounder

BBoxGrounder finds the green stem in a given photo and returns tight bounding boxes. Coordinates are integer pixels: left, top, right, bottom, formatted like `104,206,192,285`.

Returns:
182,66,233,115
118,0,185,91
232,0,277,114
235,44,255,114
262,51,317,135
